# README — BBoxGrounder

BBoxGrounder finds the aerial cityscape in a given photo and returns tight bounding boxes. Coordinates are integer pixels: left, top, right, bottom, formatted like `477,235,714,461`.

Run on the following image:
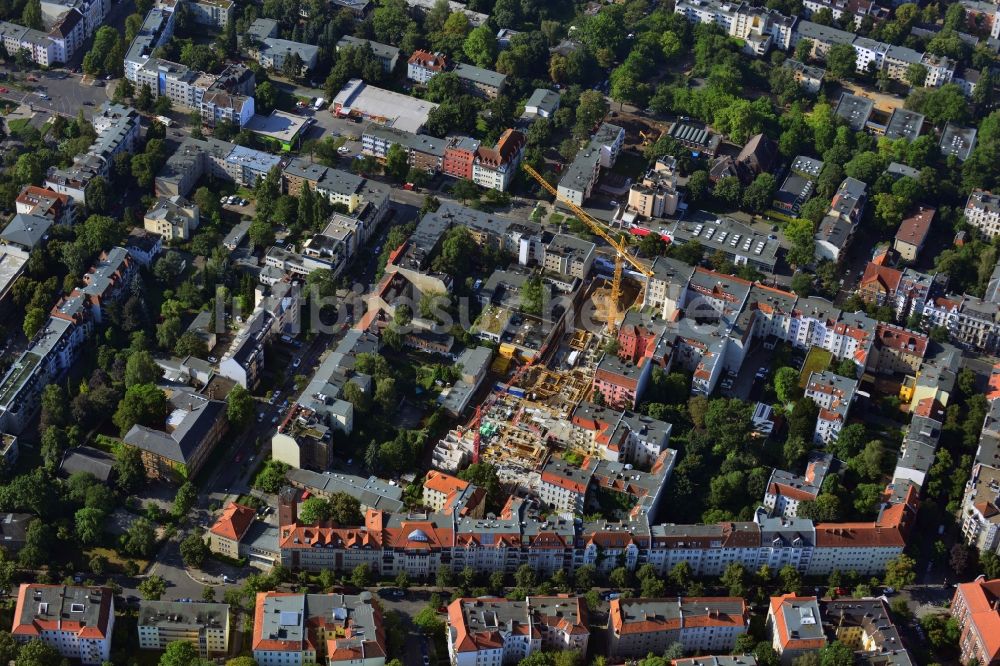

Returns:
0,0,999,663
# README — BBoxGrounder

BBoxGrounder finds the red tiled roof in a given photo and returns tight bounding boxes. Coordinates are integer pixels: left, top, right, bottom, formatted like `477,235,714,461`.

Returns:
769,594,826,652
610,597,747,635
210,502,256,541
424,470,469,496
860,262,902,295
954,579,1000,662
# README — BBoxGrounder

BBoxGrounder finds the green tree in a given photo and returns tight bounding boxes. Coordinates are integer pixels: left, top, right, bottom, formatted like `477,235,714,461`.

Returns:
351,563,373,587
720,563,747,597
159,639,203,666
125,351,160,388
248,219,275,249
20,0,42,29
122,518,157,557
226,385,254,430
774,367,801,403
713,176,742,206
172,482,197,519
138,574,167,600
742,173,777,213
905,62,927,88
778,564,803,594
22,307,46,339
74,507,105,544
114,444,145,493
16,640,61,666
384,143,410,182
884,554,916,589
180,532,208,568
826,43,857,79
113,383,167,436
463,25,498,68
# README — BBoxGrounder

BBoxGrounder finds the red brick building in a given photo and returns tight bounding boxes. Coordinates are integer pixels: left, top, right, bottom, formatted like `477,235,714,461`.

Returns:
442,137,480,180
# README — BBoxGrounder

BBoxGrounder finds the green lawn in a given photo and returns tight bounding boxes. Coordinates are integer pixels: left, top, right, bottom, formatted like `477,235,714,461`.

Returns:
799,347,833,387
6,118,30,134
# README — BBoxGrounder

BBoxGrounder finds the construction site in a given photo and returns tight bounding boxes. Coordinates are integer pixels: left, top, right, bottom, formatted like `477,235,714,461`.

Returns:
432,318,615,489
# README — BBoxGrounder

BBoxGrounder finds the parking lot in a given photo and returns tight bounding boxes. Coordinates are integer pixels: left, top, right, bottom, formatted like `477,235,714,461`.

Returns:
0,70,110,118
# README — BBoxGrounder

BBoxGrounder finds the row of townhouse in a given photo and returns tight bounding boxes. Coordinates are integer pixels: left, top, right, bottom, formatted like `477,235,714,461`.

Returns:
536,449,676,517
448,596,589,666
124,7,255,127
274,482,919,580
360,123,526,192
44,103,141,206
672,3,956,88
792,20,956,88
673,0,796,55
252,591,386,666
246,18,319,72
0,246,136,434
451,590,912,666
0,2,95,67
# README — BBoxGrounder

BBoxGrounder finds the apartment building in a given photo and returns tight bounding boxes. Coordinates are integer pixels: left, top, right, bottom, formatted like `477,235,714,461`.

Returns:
607,597,749,658
966,189,1000,238
820,598,912,664
815,176,867,262
40,0,107,38
570,401,673,467
156,137,282,198
673,0,795,54
0,21,57,66
131,59,255,128
803,371,857,444
1,214,52,253
557,123,625,205
138,600,229,655
0,245,137,434
447,596,589,666
628,156,680,218
11,585,114,665
453,63,507,99
15,185,73,226
802,0,872,28
432,137,474,181
768,595,826,665
188,0,231,26
539,456,594,514
952,578,1000,666
764,453,833,518
143,195,199,240
208,502,257,559
281,158,389,216
254,37,319,73
406,49,447,83
123,7,175,81
337,35,399,72
253,592,385,666
924,293,1000,353
361,123,446,172
782,58,825,94
123,386,227,482
423,470,470,512
542,233,594,280
472,129,525,192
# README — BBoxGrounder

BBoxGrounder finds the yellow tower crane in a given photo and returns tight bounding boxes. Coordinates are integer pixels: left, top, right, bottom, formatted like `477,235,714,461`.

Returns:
523,164,654,335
